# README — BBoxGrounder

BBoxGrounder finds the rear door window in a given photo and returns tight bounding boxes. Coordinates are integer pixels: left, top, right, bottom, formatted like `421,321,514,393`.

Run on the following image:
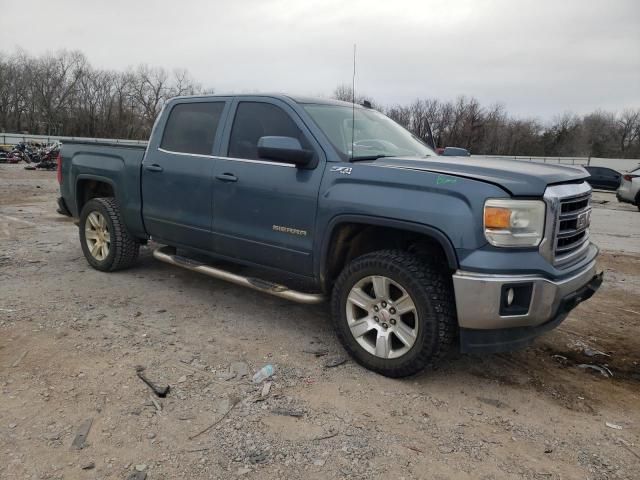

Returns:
160,102,225,155
227,102,310,161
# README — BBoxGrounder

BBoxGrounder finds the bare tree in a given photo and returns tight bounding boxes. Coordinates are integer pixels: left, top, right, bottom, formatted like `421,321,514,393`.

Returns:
386,104,411,129
617,109,640,156
0,49,212,139
332,84,380,109
1,48,638,158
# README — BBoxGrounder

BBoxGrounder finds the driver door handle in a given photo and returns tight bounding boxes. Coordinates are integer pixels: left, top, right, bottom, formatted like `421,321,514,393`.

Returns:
216,173,238,182
145,164,163,172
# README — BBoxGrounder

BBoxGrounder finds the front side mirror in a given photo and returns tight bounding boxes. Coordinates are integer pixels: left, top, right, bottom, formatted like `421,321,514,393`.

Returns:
257,136,313,166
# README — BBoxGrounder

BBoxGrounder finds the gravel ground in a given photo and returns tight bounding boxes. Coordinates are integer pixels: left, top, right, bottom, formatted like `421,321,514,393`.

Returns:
590,191,640,254
1,165,639,480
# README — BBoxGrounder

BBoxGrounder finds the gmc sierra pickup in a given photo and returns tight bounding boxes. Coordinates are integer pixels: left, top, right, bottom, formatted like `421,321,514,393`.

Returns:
57,94,602,377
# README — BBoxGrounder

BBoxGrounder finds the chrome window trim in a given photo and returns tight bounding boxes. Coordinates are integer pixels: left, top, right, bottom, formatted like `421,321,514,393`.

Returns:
157,147,215,159
155,147,296,168
214,156,296,168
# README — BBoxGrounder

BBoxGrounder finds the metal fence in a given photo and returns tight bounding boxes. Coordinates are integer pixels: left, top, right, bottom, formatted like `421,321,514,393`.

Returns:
0,132,147,146
472,155,639,172
1,132,638,172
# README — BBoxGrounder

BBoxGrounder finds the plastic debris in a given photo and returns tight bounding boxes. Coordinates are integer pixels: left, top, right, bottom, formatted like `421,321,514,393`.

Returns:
577,363,613,377
252,364,274,384
570,340,610,358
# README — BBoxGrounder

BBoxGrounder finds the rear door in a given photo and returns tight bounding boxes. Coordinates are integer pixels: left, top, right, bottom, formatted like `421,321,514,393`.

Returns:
587,167,606,189
211,98,325,276
603,168,622,189
142,99,229,250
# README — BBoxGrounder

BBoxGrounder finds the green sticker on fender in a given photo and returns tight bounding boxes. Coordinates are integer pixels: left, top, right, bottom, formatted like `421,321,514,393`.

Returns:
436,175,458,185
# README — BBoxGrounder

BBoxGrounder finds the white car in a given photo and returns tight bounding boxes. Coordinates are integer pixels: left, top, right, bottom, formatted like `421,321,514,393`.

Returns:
617,165,640,211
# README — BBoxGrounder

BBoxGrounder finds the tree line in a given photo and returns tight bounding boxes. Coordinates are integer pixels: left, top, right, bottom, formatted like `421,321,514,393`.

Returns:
335,86,640,158
0,49,207,140
0,49,638,158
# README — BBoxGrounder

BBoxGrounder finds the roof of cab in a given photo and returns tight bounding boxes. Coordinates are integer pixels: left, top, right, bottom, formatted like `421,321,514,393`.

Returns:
168,93,360,108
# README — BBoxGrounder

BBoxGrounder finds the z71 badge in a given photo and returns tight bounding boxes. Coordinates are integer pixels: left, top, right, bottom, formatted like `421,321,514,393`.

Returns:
330,166,352,175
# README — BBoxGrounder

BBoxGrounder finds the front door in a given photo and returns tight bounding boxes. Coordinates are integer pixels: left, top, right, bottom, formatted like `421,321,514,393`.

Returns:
211,99,324,276
142,99,228,250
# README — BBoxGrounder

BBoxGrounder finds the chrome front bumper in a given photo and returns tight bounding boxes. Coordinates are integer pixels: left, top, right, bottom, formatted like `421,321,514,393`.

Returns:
452,259,599,330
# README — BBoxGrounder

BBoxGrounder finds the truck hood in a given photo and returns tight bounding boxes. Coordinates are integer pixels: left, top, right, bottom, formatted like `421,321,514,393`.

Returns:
369,156,589,196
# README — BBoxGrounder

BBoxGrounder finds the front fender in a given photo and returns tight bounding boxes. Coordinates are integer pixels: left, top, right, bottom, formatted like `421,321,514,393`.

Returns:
318,214,459,274
314,162,511,284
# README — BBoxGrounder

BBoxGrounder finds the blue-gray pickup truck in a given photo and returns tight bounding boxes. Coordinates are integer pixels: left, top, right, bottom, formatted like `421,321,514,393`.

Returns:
57,94,602,377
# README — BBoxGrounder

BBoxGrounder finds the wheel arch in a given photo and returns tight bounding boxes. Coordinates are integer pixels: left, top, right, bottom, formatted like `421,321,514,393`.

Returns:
75,175,118,215
78,196,140,272
318,215,458,292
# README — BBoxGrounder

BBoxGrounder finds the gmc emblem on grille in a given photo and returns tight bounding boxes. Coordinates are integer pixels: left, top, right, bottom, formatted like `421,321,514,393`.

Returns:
576,211,590,229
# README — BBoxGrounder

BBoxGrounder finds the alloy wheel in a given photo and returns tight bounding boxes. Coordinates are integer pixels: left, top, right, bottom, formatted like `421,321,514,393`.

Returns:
345,275,419,359
84,211,110,261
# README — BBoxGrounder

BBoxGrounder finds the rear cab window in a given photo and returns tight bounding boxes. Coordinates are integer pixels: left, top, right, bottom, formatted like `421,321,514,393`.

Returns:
160,102,225,155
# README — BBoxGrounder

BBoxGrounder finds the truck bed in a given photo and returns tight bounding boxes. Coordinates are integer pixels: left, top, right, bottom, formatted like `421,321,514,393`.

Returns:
60,141,148,238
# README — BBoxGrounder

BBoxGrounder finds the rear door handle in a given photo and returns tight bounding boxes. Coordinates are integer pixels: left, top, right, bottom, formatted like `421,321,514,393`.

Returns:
145,164,164,172
215,173,238,182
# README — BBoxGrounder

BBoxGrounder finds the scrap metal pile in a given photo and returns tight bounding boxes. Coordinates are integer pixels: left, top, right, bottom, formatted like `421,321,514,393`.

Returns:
0,140,60,170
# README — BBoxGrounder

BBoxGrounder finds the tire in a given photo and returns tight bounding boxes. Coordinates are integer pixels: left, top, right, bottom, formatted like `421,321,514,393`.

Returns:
331,250,457,378
79,197,140,272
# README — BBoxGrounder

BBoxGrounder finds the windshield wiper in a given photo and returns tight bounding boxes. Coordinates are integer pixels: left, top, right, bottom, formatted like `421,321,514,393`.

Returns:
350,154,395,162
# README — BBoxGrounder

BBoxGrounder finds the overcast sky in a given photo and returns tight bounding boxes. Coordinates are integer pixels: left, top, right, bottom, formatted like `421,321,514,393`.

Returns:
1,0,638,119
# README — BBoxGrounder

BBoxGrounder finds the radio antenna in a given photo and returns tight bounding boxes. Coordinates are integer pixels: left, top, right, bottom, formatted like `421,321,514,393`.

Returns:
350,44,356,162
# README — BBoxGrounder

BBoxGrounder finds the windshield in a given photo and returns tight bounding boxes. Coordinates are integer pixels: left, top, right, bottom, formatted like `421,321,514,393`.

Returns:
303,104,436,160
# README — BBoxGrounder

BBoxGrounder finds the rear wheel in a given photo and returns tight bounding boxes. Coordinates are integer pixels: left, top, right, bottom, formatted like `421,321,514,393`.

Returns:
331,250,457,377
79,197,139,272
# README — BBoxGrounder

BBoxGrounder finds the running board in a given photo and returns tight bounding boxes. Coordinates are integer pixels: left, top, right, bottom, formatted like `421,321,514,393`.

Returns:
153,246,326,305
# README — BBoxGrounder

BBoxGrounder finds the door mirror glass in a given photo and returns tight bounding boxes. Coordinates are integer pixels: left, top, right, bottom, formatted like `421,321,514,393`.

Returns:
257,136,313,166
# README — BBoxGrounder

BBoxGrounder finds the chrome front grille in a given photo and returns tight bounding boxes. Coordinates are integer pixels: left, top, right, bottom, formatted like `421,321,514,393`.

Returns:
541,182,592,268
555,192,591,263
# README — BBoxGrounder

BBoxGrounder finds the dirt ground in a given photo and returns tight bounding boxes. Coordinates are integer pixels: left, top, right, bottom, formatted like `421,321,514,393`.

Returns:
1,164,639,480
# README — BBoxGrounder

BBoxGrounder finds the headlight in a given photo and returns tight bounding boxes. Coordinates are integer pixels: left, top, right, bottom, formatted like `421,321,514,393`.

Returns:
484,199,545,247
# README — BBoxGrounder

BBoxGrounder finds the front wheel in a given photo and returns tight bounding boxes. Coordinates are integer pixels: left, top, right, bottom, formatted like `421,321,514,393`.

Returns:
79,197,140,272
331,250,457,377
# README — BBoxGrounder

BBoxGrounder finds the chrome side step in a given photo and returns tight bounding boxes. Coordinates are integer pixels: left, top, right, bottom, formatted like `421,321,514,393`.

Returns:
152,246,326,305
